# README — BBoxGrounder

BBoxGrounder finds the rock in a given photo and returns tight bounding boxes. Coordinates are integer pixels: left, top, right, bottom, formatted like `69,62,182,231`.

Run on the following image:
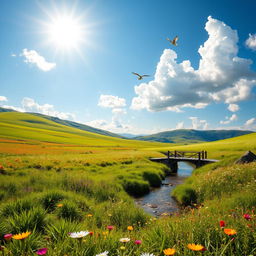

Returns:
149,204,158,208
235,151,256,164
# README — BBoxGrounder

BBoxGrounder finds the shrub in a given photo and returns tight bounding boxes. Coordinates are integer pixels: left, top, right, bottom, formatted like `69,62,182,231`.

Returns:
142,170,162,187
1,199,34,217
40,191,65,212
8,206,48,233
56,200,83,222
172,184,197,205
122,179,150,197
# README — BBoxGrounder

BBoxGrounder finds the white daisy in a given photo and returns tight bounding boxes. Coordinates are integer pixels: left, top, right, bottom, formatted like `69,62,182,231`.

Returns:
119,237,130,243
96,251,109,256
69,231,90,238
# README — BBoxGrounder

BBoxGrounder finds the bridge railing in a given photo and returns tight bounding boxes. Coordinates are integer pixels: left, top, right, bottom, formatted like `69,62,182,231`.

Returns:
167,150,207,160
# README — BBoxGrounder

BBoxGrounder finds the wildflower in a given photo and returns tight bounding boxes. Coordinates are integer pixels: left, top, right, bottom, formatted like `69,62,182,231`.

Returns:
0,165,4,170
120,246,126,250
4,233,12,241
89,231,94,236
219,220,225,228
127,226,133,231
96,251,108,256
243,214,251,220
36,248,48,255
102,231,108,236
107,225,114,231
57,203,63,207
69,231,90,238
12,231,31,240
141,254,155,256
120,238,130,243
224,229,237,236
135,240,142,245
87,214,93,217
187,243,206,251
163,248,176,255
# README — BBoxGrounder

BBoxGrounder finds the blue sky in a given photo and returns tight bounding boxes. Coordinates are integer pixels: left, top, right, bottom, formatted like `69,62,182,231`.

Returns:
0,0,256,134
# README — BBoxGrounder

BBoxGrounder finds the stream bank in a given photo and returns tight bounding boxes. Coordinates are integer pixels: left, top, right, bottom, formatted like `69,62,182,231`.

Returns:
135,162,194,216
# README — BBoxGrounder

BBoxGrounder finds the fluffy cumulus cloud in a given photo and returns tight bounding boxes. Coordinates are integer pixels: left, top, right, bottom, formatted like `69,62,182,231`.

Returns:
228,103,239,112
244,117,256,127
98,95,126,108
0,96,8,102
220,114,238,125
246,34,256,51
21,97,75,120
21,49,56,71
189,117,209,130
131,16,256,112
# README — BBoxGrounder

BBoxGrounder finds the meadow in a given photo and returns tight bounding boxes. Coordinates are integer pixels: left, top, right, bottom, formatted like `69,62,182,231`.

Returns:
0,112,255,255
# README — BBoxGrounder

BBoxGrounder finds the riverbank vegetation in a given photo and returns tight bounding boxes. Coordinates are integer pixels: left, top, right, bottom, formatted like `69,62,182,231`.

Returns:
0,113,255,255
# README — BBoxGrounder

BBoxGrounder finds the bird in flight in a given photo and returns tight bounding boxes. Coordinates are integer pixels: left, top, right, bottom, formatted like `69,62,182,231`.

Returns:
167,36,178,46
132,72,150,80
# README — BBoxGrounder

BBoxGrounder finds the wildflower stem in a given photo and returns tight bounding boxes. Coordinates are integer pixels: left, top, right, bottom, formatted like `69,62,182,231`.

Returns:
219,238,234,256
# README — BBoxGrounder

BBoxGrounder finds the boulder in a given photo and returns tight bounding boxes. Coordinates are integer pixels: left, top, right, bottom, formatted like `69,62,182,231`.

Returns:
235,151,256,164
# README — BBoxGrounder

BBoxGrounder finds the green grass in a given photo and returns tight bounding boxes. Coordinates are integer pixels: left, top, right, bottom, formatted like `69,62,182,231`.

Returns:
0,113,255,255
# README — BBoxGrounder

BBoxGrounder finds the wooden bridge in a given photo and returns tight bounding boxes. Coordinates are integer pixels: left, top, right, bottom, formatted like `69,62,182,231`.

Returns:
150,150,218,173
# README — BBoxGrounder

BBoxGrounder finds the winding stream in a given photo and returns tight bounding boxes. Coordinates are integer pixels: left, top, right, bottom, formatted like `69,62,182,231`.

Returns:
135,162,194,216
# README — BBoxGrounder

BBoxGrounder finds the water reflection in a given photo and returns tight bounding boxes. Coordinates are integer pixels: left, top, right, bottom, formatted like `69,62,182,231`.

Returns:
135,162,194,216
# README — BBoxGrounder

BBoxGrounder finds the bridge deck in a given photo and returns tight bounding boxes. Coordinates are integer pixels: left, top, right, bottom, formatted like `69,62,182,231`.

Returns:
150,157,218,163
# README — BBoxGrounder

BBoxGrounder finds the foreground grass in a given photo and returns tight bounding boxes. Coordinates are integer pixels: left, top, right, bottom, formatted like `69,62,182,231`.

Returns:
0,116,255,255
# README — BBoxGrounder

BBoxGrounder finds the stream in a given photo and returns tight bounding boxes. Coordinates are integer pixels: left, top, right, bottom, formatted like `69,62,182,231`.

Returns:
135,162,194,216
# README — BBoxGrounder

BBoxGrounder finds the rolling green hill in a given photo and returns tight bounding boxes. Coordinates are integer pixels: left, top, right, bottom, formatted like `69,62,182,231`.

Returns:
0,107,124,139
135,129,254,144
0,111,167,148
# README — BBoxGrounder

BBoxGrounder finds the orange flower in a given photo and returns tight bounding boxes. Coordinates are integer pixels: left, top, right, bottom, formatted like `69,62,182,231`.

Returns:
224,229,237,236
187,243,206,251
87,214,93,217
12,232,31,240
163,248,176,255
127,226,133,231
57,203,63,207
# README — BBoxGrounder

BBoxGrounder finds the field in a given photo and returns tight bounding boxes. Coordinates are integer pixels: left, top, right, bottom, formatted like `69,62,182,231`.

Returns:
0,112,255,255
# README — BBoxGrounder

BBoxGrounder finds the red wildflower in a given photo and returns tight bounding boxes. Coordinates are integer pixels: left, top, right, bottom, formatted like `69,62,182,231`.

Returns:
36,248,48,255
219,220,225,228
134,240,142,245
243,214,251,220
4,234,12,241
107,225,114,231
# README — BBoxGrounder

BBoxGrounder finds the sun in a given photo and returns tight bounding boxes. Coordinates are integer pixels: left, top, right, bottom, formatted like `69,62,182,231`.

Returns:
46,14,84,51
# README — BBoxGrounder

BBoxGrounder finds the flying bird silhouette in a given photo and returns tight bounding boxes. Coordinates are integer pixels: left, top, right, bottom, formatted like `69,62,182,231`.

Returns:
132,72,150,80
167,36,178,46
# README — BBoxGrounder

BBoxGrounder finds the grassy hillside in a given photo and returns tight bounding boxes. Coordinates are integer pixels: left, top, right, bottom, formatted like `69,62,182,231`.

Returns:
0,112,167,152
135,129,253,144
31,112,124,139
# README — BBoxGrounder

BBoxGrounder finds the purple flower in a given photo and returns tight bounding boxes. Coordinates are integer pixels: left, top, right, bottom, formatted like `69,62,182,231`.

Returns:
36,248,48,255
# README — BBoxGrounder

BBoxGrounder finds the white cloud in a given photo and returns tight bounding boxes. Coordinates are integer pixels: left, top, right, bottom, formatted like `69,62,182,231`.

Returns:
0,96,8,102
1,105,24,112
220,114,238,124
228,103,239,112
21,49,56,71
244,117,256,126
246,34,256,51
98,95,126,109
176,121,184,129
189,117,209,130
11,53,16,57
21,97,75,120
131,16,256,112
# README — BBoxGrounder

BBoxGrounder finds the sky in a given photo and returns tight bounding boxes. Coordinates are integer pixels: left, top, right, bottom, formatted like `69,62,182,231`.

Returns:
0,0,256,135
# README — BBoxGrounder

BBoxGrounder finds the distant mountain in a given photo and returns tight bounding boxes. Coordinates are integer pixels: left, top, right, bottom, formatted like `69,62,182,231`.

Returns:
119,133,148,138
134,129,254,144
0,107,123,139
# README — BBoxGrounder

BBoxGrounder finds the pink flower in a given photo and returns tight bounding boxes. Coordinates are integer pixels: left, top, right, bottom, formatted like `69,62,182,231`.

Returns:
36,248,48,255
135,240,142,245
4,233,12,241
243,214,251,220
219,220,225,228
107,225,114,231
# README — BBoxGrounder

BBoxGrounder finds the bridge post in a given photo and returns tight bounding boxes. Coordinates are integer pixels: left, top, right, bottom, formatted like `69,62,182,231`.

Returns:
205,151,207,159
202,151,204,159
174,150,177,157
167,151,170,159
198,152,201,161
169,161,178,173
